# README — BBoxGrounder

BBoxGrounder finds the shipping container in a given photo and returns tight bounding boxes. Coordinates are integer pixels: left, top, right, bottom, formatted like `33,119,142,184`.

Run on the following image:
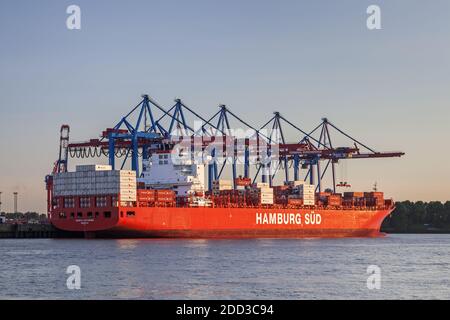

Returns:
364,192,384,199
76,164,112,172
235,177,251,186
288,198,303,205
344,192,364,198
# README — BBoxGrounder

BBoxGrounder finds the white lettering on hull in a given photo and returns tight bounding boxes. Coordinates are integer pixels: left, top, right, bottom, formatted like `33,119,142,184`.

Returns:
256,212,322,225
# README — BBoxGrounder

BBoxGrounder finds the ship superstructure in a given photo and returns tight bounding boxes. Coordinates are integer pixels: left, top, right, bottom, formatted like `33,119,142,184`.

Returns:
139,151,206,197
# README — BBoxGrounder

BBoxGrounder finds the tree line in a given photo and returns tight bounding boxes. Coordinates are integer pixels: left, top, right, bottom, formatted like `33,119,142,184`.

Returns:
0,211,47,221
382,201,450,233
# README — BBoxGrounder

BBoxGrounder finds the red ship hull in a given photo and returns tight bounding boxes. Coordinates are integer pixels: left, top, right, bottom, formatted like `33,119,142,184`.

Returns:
50,206,393,239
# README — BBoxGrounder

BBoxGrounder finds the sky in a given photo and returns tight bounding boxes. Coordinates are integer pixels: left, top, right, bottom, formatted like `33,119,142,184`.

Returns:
0,0,449,213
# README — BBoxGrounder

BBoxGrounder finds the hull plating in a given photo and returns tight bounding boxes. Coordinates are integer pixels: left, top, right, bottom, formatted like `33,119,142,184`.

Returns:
51,206,393,239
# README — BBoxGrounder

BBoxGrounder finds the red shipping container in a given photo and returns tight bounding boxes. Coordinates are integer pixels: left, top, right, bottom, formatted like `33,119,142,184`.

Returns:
235,178,251,186
138,190,156,196
288,198,303,205
139,196,156,201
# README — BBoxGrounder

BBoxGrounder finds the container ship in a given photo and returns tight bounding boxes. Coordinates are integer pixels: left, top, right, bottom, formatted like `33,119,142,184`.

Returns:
46,95,403,238
47,155,395,238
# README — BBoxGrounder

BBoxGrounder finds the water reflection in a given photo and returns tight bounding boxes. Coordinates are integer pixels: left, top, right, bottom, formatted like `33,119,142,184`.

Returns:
115,239,140,250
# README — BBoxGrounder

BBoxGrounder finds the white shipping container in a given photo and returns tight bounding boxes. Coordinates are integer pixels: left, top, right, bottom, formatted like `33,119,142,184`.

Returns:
255,182,270,188
76,164,112,172
120,189,136,193
301,193,315,197
54,169,137,197
120,196,137,201
120,183,137,188
118,176,135,180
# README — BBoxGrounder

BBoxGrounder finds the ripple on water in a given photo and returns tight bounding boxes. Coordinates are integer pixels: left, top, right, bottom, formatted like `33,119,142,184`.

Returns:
0,235,449,299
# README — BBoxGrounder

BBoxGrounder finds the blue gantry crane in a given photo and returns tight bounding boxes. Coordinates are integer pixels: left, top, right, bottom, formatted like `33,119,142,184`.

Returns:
65,94,404,192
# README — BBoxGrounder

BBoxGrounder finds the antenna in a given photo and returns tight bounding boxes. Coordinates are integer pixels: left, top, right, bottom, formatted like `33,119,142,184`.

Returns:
373,182,378,192
13,192,18,214
0,192,2,212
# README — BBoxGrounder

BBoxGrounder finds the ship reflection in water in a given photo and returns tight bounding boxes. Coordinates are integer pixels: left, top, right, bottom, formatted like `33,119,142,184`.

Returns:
1,234,450,300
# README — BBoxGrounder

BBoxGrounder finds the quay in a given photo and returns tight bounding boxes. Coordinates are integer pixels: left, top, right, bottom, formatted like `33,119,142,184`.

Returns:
0,224,82,238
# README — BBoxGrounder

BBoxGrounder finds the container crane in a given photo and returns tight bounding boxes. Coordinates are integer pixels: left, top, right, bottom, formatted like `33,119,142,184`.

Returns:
63,95,404,193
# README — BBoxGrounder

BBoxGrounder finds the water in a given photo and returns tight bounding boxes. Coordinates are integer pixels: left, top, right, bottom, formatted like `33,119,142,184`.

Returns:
0,234,449,299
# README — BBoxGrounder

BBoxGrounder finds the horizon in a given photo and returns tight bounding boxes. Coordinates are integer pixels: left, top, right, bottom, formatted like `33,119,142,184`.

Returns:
1,0,450,212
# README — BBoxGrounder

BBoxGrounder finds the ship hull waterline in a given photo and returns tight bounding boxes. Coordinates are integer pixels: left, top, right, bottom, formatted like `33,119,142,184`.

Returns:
51,206,394,239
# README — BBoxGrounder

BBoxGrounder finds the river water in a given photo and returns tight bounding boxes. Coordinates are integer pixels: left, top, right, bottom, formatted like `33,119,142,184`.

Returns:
0,234,449,299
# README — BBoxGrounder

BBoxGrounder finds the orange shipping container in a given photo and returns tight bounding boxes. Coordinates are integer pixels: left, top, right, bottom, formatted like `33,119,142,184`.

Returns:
344,192,364,198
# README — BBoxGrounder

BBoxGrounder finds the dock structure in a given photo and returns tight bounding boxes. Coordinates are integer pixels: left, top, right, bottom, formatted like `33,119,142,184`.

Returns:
0,224,81,238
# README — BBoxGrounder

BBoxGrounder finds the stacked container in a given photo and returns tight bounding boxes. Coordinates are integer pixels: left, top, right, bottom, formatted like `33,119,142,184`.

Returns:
155,190,176,203
364,192,384,207
53,165,137,201
287,194,303,206
344,192,364,198
235,177,251,187
343,192,365,207
248,183,273,205
326,194,342,207
137,189,156,202
212,180,233,195
299,184,315,205
116,170,137,201
273,185,290,205
259,187,274,204
235,178,251,191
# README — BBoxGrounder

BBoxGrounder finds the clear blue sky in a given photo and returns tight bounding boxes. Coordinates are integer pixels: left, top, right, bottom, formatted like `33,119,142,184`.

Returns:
1,0,449,212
